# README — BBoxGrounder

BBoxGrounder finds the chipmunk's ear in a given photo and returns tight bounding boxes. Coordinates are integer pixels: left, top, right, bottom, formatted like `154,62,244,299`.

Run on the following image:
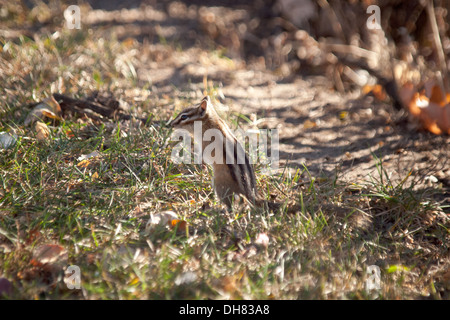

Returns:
200,96,210,111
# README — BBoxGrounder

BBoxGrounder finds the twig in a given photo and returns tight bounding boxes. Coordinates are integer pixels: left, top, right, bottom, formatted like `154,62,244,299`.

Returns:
426,0,449,92
316,0,345,42
52,93,151,125
322,43,379,61
53,93,117,118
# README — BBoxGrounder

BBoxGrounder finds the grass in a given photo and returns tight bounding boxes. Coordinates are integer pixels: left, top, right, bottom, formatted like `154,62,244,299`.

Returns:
0,3,449,300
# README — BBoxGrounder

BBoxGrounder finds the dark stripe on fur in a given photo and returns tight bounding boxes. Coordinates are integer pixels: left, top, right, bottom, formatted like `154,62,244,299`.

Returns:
227,163,238,183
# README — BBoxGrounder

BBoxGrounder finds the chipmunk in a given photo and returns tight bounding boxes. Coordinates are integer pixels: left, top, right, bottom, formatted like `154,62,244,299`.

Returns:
169,96,281,211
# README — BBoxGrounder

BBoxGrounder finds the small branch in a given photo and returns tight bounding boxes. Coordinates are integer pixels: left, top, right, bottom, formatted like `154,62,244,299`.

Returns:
426,0,449,91
53,93,117,118
52,93,152,125
322,43,379,61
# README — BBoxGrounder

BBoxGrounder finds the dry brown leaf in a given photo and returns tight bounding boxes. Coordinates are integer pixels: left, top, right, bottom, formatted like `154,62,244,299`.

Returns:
25,96,62,126
77,150,101,161
35,121,50,141
31,244,67,267
221,271,245,298
17,244,69,286
362,84,387,101
303,119,317,129
122,37,136,48
399,82,450,134
442,270,450,290
25,227,41,245
222,275,237,293
254,233,270,247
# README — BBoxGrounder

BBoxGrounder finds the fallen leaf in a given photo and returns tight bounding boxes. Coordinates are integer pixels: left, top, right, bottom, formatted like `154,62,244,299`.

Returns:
77,150,101,161
386,264,410,273
18,244,68,287
303,119,317,129
26,227,41,245
424,175,438,183
339,111,348,120
442,270,450,290
174,271,197,286
222,275,237,294
31,244,68,267
25,96,62,126
145,210,178,232
131,202,153,216
30,244,69,276
254,233,269,247
122,37,136,48
170,219,187,231
399,81,450,134
362,84,387,101
221,272,245,298
35,121,50,141
65,129,74,138
77,159,91,168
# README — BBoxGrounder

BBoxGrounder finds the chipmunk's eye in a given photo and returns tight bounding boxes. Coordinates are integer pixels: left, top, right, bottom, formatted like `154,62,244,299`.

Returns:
180,115,188,120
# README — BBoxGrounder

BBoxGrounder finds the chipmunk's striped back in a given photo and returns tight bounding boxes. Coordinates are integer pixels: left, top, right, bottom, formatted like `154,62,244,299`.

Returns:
169,96,257,208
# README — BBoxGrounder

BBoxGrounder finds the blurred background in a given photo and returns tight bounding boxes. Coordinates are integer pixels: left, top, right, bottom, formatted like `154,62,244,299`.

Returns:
2,0,449,88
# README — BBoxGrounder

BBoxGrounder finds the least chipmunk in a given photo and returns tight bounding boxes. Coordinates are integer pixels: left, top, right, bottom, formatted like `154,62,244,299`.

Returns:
169,96,280,211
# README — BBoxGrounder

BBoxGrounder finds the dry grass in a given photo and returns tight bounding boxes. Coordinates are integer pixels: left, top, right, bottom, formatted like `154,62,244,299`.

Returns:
0,1,449,300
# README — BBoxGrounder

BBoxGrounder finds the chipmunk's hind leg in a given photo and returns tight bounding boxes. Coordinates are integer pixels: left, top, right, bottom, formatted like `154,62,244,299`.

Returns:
214,183,235,210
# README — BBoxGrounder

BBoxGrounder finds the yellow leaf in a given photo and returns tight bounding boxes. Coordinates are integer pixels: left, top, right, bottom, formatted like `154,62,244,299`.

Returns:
92,172,99,180
77,159,91,168
303,119,317,129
